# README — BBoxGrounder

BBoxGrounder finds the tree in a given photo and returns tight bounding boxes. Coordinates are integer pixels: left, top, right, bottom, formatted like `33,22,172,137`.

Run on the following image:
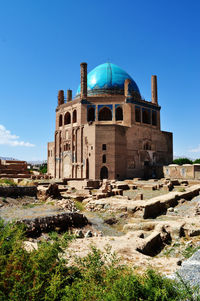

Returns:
173,158,193,165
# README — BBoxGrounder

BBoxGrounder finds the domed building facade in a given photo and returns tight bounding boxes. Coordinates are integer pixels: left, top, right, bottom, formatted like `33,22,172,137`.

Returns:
47,62,173,180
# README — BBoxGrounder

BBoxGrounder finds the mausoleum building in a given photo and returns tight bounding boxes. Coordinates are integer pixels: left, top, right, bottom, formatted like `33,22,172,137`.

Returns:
47,62,173,180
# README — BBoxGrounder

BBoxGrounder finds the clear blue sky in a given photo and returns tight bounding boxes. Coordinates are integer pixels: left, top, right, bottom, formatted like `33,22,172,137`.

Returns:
0,0,199,161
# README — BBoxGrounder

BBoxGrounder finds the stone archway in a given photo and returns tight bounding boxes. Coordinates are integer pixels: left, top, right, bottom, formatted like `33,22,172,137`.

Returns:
100,166,108,179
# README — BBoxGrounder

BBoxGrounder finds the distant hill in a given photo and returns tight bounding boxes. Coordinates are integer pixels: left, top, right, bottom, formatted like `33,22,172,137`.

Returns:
27,160,47,165
0,156,18,161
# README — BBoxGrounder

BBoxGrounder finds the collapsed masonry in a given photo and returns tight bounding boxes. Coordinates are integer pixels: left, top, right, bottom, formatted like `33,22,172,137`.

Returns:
0,159,31,179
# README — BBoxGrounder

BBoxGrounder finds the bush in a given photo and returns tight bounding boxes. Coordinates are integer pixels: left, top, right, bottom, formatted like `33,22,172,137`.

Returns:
173,158,193,165
39,163,47,174
0,220,198,300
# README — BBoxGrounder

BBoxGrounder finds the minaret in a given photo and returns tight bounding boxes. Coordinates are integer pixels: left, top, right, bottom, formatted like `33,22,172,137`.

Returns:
151,75,158,104
80,62,87,99
58,90,64,106
67,89,72,102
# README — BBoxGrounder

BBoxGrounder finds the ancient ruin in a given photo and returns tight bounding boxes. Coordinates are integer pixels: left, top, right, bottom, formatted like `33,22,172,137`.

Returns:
0,159,31,179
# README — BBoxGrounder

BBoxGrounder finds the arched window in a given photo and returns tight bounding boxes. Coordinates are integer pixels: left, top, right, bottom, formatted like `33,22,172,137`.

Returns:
59,115,63,127
116,107,123,121
73,110,77,123
144,142,151,150
87,107,95,122
102,154,106,163
98,107,112,121
135,107,141,122
142,109,150,124
64,112,71,125
152,111,157,126
100,166,108,179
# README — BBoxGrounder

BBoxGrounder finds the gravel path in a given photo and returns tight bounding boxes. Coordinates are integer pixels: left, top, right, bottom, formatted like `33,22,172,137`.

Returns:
171,250,200,287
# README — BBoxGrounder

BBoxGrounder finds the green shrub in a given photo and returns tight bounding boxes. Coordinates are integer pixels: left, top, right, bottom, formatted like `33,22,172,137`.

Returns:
75,201,84,211
0,220,198,300
173,158,193,165
39,163,47,174
194,159,200,164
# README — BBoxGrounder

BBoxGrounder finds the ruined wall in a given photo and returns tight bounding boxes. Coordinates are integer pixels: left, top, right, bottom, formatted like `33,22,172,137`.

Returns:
164,164,200,180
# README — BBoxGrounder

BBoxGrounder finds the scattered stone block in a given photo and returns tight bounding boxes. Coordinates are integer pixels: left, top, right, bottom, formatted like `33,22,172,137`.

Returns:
135,193,143,200
85,230,93,238
143,185,157,191
128,184,137,190
112,188,123,195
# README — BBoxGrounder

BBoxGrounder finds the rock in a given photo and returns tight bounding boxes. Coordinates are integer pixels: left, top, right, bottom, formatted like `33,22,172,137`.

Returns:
23,241,38,252
75,230,84,238
85,230,93,238
115,183,129,190
112,188,123,195
188,229,200,237
135,193,143,201
104,217,117,225
82,197,93,204
37,183,61,201
174,250,200,287
143,185,157,191
179,198,186,204
136,231,164,256
168,207,174,212
128,184,137,190
19,212,88,237
96,193,108,200
0,186,37,197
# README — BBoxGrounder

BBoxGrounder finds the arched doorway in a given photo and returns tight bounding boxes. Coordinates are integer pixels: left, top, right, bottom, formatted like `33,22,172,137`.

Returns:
100,166,108,179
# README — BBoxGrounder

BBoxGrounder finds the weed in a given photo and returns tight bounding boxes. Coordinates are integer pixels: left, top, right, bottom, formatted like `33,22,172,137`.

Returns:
75,201,84,211
182,245,200,259
22,203,39,209
178,187,186,192
0,178,17,186
2,197,7,203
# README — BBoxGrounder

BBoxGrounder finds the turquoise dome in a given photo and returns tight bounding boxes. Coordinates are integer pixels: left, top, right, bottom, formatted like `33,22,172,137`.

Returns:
76,63,140,96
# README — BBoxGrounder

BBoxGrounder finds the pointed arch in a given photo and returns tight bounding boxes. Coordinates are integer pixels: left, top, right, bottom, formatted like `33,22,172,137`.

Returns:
87,107,95,122
59,115,63,127
73,110,77,123
64,112,71,125
100,166,108,179
99,107,112,121
116,106,123,121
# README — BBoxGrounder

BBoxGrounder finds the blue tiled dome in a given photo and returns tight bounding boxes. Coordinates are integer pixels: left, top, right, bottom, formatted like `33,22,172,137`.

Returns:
76,63,140,96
